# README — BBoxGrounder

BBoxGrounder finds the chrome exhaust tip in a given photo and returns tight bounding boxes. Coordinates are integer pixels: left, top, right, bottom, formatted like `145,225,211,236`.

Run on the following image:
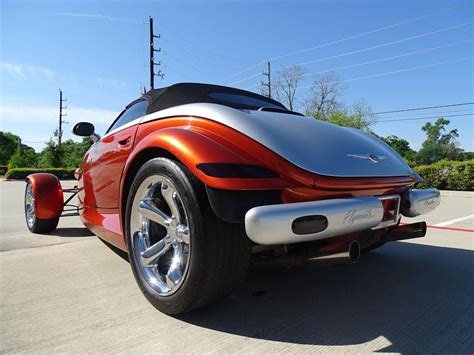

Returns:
348,240,361,263
307,240,361,265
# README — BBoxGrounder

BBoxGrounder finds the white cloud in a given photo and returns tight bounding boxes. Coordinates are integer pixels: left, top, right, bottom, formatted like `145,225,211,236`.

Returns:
0,104,119,151
97,77,126,89
0,104,118,125
56,12,138,23
1,62,55,81
0,63,27,78
2,62,126,89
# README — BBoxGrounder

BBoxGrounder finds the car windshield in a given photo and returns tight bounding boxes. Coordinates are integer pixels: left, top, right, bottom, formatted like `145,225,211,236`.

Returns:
208,92,284,110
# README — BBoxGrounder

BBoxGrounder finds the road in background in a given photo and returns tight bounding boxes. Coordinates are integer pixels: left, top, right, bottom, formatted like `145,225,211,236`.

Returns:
1,181,472,353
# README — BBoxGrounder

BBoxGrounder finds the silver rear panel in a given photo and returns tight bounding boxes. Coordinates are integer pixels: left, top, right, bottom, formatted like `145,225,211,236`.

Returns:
140,103,415,178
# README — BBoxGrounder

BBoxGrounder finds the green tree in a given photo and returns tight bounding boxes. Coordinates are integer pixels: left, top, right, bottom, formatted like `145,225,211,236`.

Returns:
38,140,62,168
462,151,474,160
416,118,463,164
308,100,376,131
0,131,21,165
60,138,93,168
304,73,376,131
381,135,416,161
2,132,38,167
9,146,37,168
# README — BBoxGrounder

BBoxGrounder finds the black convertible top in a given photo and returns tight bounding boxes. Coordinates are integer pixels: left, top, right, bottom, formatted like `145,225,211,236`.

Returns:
139,82,288,114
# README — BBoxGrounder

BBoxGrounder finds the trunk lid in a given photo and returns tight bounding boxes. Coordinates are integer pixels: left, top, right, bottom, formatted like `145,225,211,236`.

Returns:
242,110,414,178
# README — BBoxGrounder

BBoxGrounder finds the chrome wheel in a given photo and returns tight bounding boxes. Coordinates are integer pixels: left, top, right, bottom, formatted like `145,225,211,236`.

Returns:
25,184,35,229
130,175,191,296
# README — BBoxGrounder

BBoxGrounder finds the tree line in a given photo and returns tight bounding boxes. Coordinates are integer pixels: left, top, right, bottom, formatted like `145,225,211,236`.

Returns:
0,132,93,169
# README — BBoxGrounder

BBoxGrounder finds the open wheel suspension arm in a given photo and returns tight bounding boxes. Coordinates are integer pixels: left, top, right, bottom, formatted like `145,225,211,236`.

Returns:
62,187,82,217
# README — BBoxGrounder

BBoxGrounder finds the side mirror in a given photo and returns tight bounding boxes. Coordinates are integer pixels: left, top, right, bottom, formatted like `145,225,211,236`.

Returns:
72,122,100,142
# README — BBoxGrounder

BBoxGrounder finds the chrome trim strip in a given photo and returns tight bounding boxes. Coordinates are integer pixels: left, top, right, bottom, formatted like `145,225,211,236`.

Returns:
245,196,384,245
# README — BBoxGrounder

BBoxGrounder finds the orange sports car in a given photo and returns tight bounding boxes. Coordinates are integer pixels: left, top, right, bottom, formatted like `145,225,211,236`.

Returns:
24,83,440,314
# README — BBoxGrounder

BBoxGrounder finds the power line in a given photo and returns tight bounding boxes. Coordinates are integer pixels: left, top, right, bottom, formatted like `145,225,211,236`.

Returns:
377,113,474,123
230,71,261,85
243,38,473,89
276,21,473,71
376,108,474,118
293,56,473,91
158,22,251,65
373,102,474,115
163,38,238,74
224,2,469,80
270,2,470,62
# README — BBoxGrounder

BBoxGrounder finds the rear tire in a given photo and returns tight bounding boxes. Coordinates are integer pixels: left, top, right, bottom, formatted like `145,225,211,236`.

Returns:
24,182,59,233
125,157,251,315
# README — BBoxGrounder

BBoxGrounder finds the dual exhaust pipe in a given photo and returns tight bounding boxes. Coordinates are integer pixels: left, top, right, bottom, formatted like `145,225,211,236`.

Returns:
252,240,361,269
253,221,426,268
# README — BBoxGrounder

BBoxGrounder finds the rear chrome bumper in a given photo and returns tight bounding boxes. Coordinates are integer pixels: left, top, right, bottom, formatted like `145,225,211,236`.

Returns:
400,188,441,217
245,188,440,245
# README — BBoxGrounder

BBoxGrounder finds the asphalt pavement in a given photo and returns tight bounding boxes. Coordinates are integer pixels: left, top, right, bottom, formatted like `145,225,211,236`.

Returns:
1,180,473,353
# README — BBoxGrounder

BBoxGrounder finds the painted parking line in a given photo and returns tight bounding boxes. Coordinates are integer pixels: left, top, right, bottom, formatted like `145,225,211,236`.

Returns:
426,225,474,233
400,221,474,233
433,214,474,227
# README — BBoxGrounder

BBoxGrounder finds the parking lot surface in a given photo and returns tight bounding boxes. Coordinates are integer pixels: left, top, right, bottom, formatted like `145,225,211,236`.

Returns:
1,181,473,353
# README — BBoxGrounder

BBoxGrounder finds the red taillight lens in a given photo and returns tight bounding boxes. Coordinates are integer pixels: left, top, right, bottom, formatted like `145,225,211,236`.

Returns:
196,163,279,178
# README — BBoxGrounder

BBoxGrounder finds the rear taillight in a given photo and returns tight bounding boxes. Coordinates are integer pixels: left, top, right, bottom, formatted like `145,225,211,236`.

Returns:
196,163,279,178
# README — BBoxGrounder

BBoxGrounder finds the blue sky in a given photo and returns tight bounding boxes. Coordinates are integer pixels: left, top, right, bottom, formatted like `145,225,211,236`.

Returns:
1,0,473,152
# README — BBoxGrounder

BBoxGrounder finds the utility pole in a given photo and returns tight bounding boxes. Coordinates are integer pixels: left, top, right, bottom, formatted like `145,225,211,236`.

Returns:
56,89,67,147
261,61,271,99
149,16,164,90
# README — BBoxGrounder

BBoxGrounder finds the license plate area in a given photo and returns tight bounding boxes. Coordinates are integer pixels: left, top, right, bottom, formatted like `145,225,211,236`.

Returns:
373,195,401,229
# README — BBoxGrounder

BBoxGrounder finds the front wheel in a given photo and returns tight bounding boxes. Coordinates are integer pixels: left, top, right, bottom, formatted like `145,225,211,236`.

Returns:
24,182,59,233
125,158,251,315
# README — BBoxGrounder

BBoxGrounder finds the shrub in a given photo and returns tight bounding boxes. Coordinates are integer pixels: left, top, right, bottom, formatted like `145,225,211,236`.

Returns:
413,160,473,191
5,168,76,180
0,165,8,175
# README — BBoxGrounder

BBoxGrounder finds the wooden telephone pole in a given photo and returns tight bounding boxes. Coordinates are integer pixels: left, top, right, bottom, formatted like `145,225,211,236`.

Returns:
56,89,67,147
149,16,164,90
261,61,271,99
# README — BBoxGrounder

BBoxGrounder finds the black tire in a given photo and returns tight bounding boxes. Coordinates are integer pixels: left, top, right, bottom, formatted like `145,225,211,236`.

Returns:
24,182,59,234
125,158,251,315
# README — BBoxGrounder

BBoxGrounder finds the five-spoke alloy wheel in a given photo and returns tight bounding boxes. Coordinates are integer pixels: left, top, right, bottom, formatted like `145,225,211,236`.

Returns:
125,158,251,315
130,176,191,296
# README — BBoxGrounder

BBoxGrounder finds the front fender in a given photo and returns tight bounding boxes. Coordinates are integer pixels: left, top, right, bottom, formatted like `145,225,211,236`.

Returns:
26,173,64,219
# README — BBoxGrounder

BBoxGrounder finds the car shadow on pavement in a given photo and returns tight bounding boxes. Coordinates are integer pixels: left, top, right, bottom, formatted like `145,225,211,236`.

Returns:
180,242,473,353
48,227,95,238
